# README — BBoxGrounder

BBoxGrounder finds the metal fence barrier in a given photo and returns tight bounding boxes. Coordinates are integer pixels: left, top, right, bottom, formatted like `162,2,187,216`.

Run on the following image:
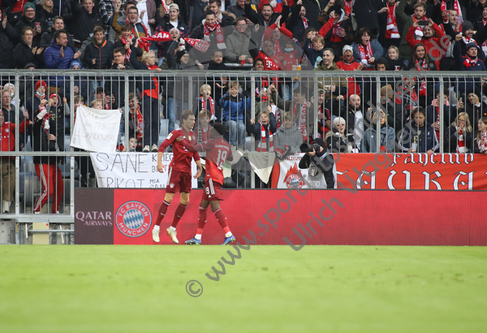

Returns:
0,70,485,244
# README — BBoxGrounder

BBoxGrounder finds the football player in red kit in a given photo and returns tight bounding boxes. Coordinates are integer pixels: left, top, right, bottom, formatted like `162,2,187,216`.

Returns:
152,110,203,243
177,123,235,245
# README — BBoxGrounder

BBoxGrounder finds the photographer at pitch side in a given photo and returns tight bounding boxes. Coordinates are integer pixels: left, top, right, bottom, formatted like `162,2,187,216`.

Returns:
298,138,335,189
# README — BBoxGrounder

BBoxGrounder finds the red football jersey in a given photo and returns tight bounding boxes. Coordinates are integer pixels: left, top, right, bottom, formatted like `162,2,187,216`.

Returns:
158,128,200,173
194,137,232,185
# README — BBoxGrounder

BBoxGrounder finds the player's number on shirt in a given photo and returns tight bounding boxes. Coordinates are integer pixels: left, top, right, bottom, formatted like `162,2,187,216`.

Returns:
216,149,227,169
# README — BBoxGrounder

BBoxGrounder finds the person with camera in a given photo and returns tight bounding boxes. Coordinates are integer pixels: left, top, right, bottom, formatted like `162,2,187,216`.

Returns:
298,138,335,189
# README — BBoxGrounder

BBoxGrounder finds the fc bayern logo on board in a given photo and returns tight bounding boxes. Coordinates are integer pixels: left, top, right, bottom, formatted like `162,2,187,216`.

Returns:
115,201,152,237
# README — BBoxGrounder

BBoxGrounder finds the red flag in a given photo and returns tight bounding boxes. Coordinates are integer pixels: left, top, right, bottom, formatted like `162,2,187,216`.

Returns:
184,38,211,53
139,31,172,52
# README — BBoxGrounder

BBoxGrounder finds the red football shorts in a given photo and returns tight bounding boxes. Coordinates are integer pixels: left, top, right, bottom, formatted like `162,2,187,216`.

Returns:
202,178,223,201
166,167,192,193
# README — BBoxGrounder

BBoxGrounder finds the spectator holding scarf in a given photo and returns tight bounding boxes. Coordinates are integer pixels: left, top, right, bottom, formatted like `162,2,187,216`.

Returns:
130,39,161,153
352,27,384,70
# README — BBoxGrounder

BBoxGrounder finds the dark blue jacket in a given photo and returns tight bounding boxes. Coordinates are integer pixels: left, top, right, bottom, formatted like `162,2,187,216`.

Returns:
220,93,251,122
454,42,486,94
398,122,439,153
44,39,75,69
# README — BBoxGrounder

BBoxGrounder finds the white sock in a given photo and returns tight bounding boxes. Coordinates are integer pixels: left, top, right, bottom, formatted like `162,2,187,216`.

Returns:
225,232,232,238
153,225,160,232
195,234,202,240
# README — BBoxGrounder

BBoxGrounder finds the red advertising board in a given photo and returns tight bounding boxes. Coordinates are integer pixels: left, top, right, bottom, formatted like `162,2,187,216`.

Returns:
272,153,487,190
75,189,487,246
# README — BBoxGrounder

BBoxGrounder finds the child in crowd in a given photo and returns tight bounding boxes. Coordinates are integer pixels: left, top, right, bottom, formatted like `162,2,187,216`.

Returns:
196,110,213,144
119,93,144,152
90,99,104,110
220,81,250,148
197,84,218,122
119,135,137,152
475,118,487,154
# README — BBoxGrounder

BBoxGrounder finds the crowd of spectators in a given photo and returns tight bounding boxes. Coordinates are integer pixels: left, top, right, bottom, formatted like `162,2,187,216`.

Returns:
1,0,487,201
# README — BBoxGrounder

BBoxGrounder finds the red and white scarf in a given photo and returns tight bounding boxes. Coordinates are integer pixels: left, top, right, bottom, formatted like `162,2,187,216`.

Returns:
441,0,463,23
131,106,144,143
330,21,343,43
293,100,308,141
38,105,50,132
412,15,427,40
302,17,308,29
273,40,282,56
120,34,134,61
358,43,373,62
463,56,478,69
344,0,355,16
395,84,418,111
203,21,226,49
453,0,463,24
456,129,466,153
185,38,210,53
415,58,428,96
478,131,487,153
385,2,400,39
256,123,274,152
161,0,169,15
462,36,476,45
143,64,160,99
139,31,171,52
200,96,215,117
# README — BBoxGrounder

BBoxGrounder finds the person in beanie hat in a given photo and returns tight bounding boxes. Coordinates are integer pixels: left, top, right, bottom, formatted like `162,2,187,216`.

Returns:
336,44,363,97
25,80,48,121
14,1,47,46
70,60,82,69
23,63,37,69
35,80,48,93
454,40,486,95
23,2,36,13
451,19,487,59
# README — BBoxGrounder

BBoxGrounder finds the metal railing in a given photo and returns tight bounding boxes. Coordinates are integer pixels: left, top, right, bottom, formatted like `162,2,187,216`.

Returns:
0,69,485,243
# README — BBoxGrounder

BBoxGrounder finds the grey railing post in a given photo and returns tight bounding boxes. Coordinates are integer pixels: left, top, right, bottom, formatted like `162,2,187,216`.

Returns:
14,74,20,215
439,76,444,154
250,73,256,189
375,73,381,153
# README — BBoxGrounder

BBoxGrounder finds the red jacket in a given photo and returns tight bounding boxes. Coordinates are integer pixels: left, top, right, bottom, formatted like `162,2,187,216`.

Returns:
336,58,362,96
0,119,28,159
406,23,448,70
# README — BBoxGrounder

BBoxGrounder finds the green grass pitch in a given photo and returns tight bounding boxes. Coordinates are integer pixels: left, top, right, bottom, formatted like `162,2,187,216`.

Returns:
0,245,486,332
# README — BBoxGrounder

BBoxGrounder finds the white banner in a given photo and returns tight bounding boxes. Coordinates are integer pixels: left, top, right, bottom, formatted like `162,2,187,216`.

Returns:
70,106,121,152
248,151,276,184
91,152,198,188
273,153,336,189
